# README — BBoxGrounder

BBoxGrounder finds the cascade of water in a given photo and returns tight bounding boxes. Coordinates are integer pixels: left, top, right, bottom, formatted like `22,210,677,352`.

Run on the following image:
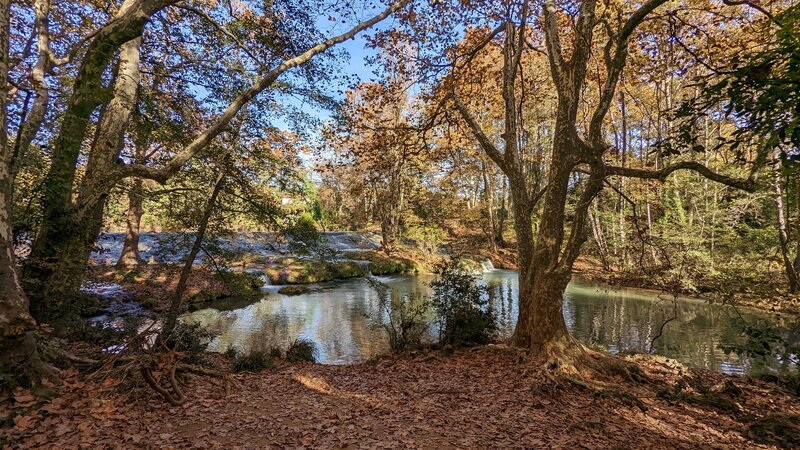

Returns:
480,259,495,272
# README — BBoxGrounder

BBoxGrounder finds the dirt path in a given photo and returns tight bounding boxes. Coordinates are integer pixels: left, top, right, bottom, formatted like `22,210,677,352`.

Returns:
3,348,798,449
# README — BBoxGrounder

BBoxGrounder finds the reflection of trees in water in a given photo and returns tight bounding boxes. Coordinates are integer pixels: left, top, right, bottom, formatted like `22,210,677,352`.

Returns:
185,299,293,355
485,277,516,337
183,274,796,374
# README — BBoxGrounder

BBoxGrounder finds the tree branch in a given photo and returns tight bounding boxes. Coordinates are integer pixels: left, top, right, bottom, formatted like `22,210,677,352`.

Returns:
588,0,669,147
175,3,266,71
121,0,410,183
542,0,567,88
605,161,757,192
449,91,508,173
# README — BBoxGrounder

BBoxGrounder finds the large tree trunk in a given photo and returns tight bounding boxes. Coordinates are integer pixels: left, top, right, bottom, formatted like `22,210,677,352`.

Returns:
511,154,576,354
24,36,143,318
0,0,53,387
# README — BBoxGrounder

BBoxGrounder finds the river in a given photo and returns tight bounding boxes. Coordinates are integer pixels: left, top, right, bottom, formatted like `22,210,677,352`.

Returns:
182,270,799,375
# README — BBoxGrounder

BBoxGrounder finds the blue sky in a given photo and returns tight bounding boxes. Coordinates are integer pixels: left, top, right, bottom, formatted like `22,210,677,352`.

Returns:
273,8,401,131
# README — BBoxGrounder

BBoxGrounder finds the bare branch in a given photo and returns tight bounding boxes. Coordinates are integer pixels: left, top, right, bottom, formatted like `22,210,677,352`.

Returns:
542,0,567,87
605,161,757,192
722,0,781,27
175,3,266,71
449,91,508,173
588,0,669,147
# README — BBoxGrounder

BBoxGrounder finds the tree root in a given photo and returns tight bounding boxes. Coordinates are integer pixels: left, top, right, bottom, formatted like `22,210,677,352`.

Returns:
1,331,62,390
530,338,650,411
141,364,186,406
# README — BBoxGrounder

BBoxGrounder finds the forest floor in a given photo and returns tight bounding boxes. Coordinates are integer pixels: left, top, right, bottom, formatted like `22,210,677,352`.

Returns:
2,346,799,449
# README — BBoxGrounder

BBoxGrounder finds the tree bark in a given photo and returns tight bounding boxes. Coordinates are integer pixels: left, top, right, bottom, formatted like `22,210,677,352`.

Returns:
10,0,54,180
24,36,143,318
0,0,53,387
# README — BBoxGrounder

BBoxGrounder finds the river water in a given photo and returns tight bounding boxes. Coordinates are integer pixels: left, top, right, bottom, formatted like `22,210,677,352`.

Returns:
183,270,798,375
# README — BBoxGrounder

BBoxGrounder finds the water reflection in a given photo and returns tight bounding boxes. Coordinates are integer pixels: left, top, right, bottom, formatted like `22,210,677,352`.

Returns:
183,270,798,375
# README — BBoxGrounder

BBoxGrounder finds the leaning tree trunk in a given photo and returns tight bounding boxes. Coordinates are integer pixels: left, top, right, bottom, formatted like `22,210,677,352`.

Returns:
163,171,226,337
24,36,143,318
23,0,167,317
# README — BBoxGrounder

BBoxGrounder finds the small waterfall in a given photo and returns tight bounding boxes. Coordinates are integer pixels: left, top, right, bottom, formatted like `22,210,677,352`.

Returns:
480,259,495,272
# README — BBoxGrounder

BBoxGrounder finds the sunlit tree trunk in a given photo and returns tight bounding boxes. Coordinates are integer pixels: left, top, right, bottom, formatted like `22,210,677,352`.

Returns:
117,176,145,267
10,0,54,183
589,204,610,271
117,125,149,267
0,0,52,385
481,160,498,252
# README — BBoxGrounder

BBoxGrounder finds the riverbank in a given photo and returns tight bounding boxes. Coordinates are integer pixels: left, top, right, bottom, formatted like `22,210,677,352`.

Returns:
2,347,798,449
87,265,265,313
569,257,800,316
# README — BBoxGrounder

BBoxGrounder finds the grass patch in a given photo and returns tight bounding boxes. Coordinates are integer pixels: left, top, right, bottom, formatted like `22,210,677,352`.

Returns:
278,285,311,296
286,338,316,362
265,257,367,284
231,351,274,372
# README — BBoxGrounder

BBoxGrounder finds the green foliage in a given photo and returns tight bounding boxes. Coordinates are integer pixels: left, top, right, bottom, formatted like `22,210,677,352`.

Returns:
286,338,317,362
286,214,339,263
269,346,283,358
232,350,273,372
404,224,446,254
367,276,431,351
265,257,367,284
164,322,215,358
677,5,800,160
429,258,497,347
344,251,416,275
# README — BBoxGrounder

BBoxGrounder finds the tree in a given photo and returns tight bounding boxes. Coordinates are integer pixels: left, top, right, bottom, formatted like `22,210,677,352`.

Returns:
680,4,800,292
440,0,762,372
21,0,410,320
0,0,52,387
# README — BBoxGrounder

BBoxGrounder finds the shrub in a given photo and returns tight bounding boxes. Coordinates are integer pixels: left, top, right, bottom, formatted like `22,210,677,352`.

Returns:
232,350,273,372
286,338,316,362
286,214,339,263
367,276,431,351
430,258,497,347
164,321,215,358
405,224,445,255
